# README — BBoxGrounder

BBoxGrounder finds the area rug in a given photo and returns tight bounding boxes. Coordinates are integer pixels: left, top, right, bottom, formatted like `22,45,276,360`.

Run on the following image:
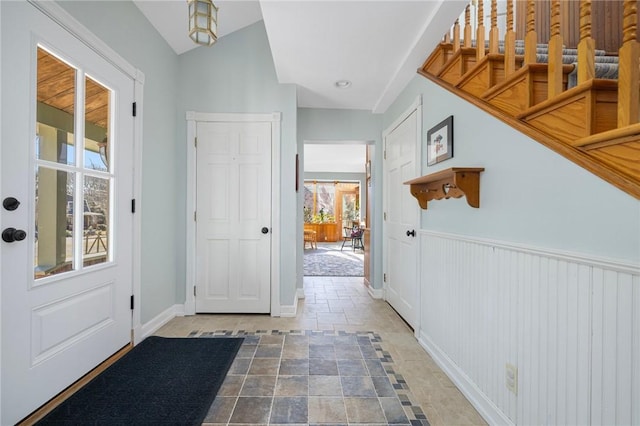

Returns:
304,242,364,276
37,336,243,425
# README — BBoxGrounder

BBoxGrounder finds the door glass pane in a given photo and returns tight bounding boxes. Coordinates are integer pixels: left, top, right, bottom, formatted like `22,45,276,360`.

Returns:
83,176,109,267
84,76,110,172
82,176,109,266
36,47,75,165
34,167,75,278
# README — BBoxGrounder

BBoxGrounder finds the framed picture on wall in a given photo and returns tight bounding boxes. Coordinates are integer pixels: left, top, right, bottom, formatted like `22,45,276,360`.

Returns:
426,115,453,166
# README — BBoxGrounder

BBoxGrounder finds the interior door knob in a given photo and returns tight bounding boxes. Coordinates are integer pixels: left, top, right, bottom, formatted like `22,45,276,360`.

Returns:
261,227,269,234
3,197,20,211
2,227,27,243
406,229,416,237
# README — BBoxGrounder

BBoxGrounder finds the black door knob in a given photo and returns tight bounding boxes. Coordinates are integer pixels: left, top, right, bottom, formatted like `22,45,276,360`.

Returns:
2,228,27,243
406,229,416,237
3,197,20,211
261,227,269,234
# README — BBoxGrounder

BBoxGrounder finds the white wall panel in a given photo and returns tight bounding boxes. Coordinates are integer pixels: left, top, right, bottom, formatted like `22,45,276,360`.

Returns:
419,231,640,425
634,274,640,426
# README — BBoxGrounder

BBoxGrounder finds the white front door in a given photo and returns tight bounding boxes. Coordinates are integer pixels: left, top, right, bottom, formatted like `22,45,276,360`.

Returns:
383,109,420,330
195,121,272,313
1,3,134,423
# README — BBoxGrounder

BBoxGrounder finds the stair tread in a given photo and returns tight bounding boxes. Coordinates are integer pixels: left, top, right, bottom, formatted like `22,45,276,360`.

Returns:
574,123,640,148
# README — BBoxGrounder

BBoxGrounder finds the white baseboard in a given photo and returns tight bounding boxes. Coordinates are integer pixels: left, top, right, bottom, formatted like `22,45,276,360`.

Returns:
140,304,184,341
418,332,514,426
280,291,301,318
367,286,384,299
296,288,305,299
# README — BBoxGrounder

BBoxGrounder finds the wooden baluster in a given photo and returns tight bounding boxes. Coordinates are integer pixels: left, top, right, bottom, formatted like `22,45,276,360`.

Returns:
577,0,596,84
464,4,472,48
548,0,564,98
453,19,461,51
477,0,486,60
504,0,516,76
489,0,499,54
618,0,640,126
443,31,451,44
524,0,537,65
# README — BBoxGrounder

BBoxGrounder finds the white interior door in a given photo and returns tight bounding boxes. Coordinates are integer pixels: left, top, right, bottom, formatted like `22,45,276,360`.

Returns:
1,3,134,423
195,121,272,313
384,109,420,330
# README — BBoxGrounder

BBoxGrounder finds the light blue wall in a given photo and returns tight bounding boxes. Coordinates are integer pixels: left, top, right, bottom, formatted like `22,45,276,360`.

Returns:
384,76,640,263
58,1,181,323
56,7,300,314
176,21,299,306
298,108,383,142
298,108,383,288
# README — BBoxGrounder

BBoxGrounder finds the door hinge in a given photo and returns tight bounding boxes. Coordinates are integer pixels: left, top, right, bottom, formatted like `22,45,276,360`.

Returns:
194,211,197,221
384,150,386,160
384,212,387,221
193,286,196,297
131,199,136,213
132,102,137,117
130,295,134,310
383,273,387,283
194,137,197,148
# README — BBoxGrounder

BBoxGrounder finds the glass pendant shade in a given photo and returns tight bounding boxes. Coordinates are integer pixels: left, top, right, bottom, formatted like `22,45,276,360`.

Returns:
188,0,218,46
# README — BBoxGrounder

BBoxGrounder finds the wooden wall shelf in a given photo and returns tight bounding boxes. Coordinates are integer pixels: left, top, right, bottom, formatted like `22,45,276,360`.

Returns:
404,167,485,209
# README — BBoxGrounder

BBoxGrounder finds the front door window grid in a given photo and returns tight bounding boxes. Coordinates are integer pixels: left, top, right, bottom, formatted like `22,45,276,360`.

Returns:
35,46,114,280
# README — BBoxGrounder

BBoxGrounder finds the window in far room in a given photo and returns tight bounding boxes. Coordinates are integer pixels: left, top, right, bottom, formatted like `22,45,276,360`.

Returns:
303,180,360,228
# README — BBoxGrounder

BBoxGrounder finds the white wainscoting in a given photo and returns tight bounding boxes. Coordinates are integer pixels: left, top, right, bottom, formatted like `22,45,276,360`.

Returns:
418,230,640,425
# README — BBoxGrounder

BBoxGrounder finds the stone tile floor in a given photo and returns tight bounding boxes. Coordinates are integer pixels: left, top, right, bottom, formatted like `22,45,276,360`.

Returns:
155,277,486,426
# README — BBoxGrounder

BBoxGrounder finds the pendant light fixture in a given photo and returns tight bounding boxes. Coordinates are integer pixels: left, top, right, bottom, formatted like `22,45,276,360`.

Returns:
188,0,218,46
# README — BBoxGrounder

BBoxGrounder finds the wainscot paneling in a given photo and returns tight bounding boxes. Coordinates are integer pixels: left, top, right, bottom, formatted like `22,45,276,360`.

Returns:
418,230,639,425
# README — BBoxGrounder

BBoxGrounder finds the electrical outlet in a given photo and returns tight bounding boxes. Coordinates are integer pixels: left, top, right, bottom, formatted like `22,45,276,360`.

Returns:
505,363,518,395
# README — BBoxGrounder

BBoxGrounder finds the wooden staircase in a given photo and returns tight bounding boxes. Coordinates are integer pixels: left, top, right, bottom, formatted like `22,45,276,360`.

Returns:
419,0,640,199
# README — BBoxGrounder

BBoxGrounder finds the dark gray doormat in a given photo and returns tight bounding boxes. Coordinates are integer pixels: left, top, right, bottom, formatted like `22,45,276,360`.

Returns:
37,336,243,425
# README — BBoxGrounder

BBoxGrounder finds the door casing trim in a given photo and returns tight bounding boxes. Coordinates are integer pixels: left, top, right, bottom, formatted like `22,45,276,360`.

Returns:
185,111,282,316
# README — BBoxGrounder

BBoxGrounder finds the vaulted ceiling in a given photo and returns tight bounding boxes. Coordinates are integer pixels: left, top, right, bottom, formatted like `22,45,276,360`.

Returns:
133,0,467,112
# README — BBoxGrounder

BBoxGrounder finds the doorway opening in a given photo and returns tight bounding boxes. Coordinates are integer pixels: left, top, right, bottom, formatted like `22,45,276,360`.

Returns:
303,179,364,277
302,143,370,279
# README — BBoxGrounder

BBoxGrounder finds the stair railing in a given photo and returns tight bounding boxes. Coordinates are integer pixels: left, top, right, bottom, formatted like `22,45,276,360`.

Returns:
547,0,564,98
577,0,596,84
504,0,516,76
618,0,639,127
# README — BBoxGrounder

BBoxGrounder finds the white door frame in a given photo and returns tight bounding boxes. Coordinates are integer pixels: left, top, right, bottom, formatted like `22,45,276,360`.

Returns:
0,1,144,420
382,94,422,337
185,111,281,316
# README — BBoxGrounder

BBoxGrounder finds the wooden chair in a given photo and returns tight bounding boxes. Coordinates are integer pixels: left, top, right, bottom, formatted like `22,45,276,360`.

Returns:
303,229,317,249
340,226,363,251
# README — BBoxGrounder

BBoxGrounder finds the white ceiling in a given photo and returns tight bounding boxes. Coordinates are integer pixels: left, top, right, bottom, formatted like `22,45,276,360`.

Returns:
133,0,466,113
133,0,264,55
